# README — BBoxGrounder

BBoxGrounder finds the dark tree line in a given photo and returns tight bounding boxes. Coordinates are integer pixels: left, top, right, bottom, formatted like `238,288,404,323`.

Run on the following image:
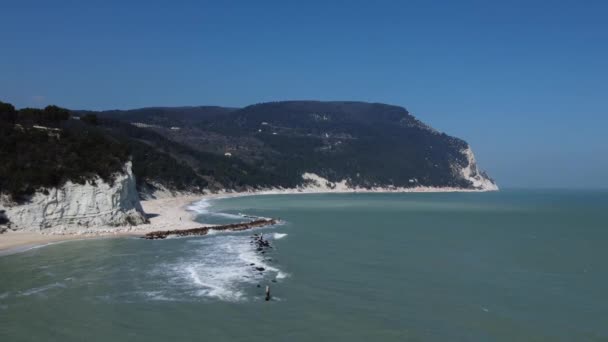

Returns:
1,102,71,125
0,101,129,202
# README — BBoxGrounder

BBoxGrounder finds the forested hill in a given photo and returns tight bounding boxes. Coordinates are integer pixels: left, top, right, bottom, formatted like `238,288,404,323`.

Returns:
1,100,497,201
198,101,476,188
84,100,497,192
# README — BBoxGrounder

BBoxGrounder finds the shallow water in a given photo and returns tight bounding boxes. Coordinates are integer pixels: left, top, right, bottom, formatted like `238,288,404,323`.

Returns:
1,190,607,341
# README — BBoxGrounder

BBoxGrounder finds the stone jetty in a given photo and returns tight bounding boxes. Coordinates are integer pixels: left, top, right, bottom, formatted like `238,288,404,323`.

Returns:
142,218,278,239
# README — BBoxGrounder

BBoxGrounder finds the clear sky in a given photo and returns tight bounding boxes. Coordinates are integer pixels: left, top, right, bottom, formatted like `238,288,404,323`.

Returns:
2,0,607,189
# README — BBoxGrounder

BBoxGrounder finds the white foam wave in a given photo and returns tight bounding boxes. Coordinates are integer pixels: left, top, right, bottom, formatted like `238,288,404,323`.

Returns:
187,199,211,214
187,199,249,220
19,282,66,297
153,233,287,302
141,291,175,301
272,233,287,240
213,212,245,219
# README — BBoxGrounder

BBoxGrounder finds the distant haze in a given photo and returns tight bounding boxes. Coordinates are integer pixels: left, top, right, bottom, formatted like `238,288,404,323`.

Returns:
2,1,606,188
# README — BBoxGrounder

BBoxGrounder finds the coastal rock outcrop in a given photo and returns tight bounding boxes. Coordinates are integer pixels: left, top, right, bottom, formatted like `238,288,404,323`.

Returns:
456,146,498,191
0,162,147,232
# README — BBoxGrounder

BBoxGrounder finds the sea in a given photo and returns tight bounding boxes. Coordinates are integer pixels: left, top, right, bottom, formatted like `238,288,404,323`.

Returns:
1,190,607,341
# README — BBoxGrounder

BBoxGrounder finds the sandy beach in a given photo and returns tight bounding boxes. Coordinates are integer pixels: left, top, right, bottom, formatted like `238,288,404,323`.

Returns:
0,195,206,255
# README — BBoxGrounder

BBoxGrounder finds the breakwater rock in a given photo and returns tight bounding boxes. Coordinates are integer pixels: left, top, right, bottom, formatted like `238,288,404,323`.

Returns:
143,218,278,240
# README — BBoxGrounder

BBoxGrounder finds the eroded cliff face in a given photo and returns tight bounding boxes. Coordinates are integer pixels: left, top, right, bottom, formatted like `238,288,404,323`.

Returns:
456,146,499,191
0,162,147,232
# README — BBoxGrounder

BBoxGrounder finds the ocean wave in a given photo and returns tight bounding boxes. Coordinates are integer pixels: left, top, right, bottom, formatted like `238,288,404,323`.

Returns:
153,233,287,302
213,212,246,219
272,233,287,240
170,198,287,301
141,291,176,301
187,199,253,220
18,282,66,297
186,199,212,215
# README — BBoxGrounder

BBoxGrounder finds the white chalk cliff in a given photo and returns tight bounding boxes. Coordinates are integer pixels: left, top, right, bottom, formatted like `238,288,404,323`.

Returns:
0,162,147,232
457,146,498,191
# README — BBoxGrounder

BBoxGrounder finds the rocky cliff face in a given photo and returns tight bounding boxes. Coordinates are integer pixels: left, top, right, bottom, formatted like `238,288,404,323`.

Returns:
455,147,499,191
0,162,147,232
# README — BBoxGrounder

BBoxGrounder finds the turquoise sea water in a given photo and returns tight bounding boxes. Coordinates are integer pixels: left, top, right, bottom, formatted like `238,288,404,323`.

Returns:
1,190,607,341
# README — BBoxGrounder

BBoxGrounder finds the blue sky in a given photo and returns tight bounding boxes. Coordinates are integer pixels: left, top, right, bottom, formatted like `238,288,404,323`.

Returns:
1,1,607,188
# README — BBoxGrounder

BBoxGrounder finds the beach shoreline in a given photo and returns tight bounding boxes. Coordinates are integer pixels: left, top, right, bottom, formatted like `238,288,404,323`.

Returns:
0,186,494,255
0,195,205,255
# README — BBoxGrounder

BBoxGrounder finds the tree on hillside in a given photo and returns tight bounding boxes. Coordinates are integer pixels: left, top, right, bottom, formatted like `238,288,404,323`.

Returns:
81,113,98,125
0,101,17,123
15,105,71,124
43,105,71,122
